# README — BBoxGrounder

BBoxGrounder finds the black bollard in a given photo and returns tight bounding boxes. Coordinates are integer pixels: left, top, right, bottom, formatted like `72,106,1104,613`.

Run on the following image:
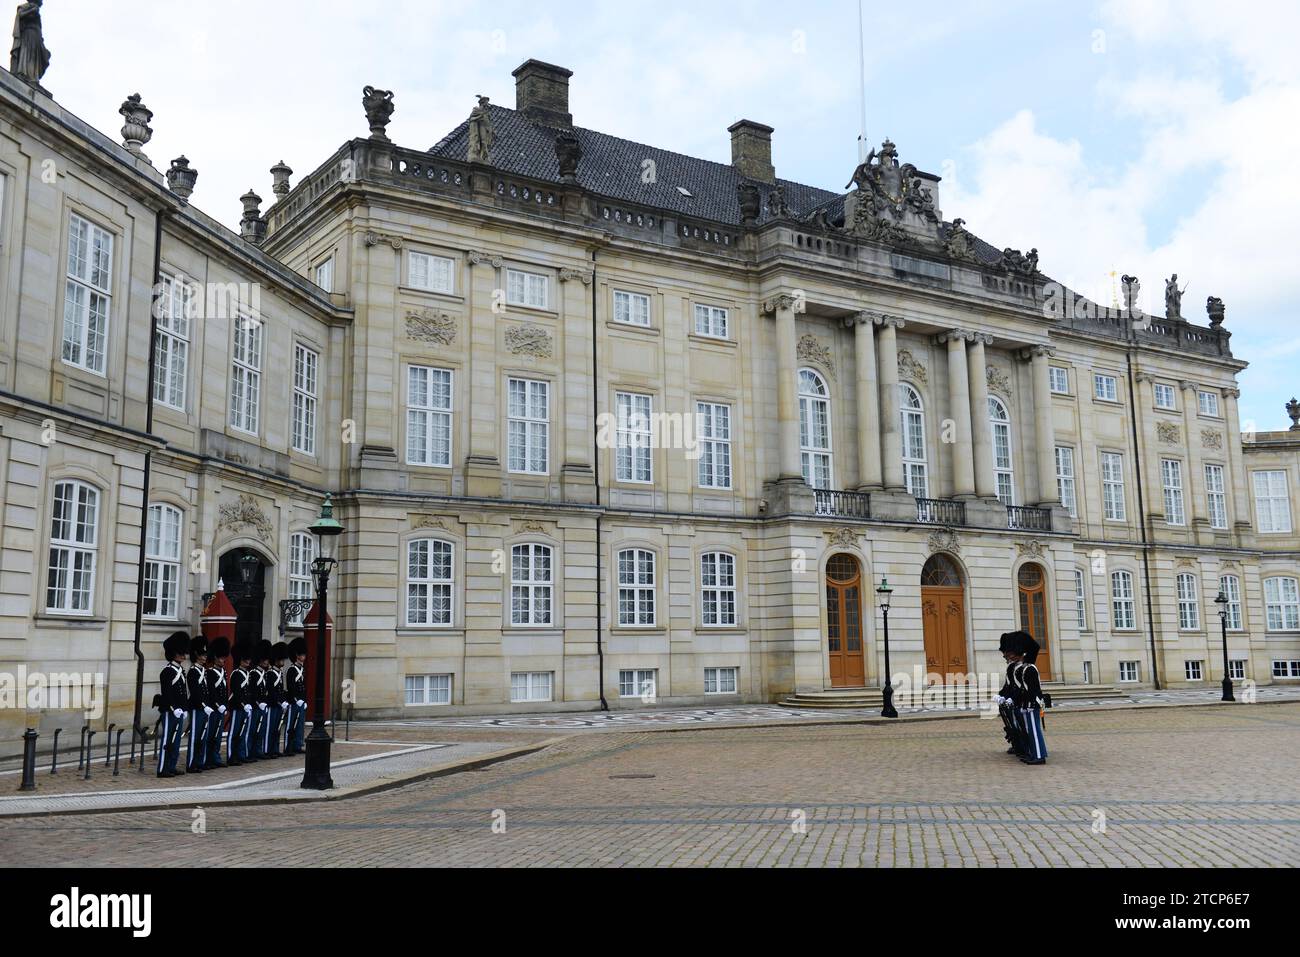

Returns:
113,729,124,776
19,728,38,792
104,723,116,766
77,725,88,771
50,728,62,775
83,731,95,781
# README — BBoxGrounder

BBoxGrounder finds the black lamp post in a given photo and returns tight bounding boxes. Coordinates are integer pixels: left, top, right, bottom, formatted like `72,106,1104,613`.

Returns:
301,494,343,790
1215,591,1235,703
238,552,258,598
877,579,898,719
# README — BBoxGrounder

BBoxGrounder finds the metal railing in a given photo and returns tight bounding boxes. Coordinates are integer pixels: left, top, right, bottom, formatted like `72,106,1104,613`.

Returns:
916,498,967,526
1007,505,1052,531
814,490,872,519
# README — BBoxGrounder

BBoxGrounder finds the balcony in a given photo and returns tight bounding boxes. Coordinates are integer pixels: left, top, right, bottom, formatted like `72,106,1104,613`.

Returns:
916,498,967,526
814,489,872,519
1007,505,1052,532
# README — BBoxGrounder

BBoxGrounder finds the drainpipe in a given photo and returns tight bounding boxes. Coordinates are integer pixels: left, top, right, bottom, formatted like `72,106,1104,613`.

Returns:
1126,350,1162,690
591,245,608,711
132,208,168,738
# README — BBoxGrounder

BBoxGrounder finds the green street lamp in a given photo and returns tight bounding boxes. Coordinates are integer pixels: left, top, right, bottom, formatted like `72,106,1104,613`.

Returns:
1214,591,1235,703
302,494,343,790
877,579,898,719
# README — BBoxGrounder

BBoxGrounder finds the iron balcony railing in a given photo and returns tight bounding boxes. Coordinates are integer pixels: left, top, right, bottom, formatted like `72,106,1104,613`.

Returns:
916,498,967,526
1007,505,1052,531
814,489,872,519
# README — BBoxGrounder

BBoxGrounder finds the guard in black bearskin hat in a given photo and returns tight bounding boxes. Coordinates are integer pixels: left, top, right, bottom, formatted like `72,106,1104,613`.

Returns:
264,642,289,758
1013,632,1049,765
995,632,1025,756
186,636,211,773
227,643,254,766
284,637,308,755
250,640,273,760
204,637,230,769
156,632,190,777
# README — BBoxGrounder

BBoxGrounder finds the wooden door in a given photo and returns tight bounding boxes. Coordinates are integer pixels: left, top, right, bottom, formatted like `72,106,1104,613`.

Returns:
922,587,968,678
826,555,866,688
1017,564,1053,680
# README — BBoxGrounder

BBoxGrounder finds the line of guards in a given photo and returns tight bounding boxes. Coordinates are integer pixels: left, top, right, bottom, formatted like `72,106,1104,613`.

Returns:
153,633,308,778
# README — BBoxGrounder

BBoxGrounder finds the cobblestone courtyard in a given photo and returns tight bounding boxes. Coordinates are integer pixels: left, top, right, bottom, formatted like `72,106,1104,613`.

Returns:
2,703,1297,867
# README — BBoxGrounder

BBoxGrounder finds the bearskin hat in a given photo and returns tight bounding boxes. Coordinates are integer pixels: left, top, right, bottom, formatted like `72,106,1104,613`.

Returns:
289,637,307,658
163,632,190,659
234,642,254,664
190,635,208,660
998,632,1018,654
1018,632,1041,663
210,636,231,660
257,639,274,663
272,641,290,663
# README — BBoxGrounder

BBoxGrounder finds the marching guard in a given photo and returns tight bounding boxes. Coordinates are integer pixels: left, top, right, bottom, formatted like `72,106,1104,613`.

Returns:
227,643,255,766
204,636,231,769
185,636,212,773
995,632,1022,757
284,637,308,755
1013,632,1049,765
156,632,190,778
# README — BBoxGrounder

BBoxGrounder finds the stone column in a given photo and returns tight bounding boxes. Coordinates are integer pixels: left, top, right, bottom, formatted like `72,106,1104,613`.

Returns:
967,334,996,500
1222,387,1250,530
1180,380,1208,529
848,312,882,490
559,268,596,504
877,316,906,491
942,331,976,499
765,294,803,483
465,250,502,497
1028,346,1058,507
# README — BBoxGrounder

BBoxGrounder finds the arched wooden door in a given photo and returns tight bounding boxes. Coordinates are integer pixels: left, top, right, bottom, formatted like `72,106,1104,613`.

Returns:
826,554,866,688
1017,563,1053,680
921,554,968,680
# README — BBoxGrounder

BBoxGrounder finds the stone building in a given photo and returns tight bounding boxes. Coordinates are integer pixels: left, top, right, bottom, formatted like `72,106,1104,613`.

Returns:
2,37,1299,747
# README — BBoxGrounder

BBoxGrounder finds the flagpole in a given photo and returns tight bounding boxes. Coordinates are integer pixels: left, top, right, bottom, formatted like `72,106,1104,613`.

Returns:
857,0,868,162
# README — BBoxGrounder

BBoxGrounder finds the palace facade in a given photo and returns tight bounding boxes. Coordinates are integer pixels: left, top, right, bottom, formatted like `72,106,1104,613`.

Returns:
2,43,1299,747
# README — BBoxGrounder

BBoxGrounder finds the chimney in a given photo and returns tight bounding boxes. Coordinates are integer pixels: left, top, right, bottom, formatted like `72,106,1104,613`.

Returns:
513,59,573,128
728,120,775,184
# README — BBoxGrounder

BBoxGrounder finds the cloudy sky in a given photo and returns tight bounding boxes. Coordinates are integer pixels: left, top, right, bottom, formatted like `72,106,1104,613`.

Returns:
36,0,1299,429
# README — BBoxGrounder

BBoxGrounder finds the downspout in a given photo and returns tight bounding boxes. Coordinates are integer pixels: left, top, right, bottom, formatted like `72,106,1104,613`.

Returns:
591,245,608,711
132,207,168,737
1126,350,1162,690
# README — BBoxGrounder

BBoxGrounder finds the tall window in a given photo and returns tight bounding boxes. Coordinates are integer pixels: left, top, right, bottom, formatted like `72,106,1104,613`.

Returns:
1198,391,1220,417
1093,374,1118,402
700,552,737,627
46,480,98,615
511,544,553,626
989,397,1014,505
617,548,656,626
229,313,263,434
1162,459,1185,526
1101,452,1126,521
409,251,454,294
697,402,732,490
1055,446,1077,517
1111,570,1136,630
1177,573,1200,630
1073,569,1088,630
407,539,454,627
901,384,928,498
62,214,113,374
799,370,833,489
292,344,319,455
694,304,729,339
507,378,549,474
314,258,334,292
1205,464,1228,530
506,268,549,309
1254,471,1293,533
1264,577,1300,632
1220,575,1242,631
143,504,182,620
153,274,191,410
1153,383,1176,409
287,532,315,626
614,290,650,327
615,392,653,483
1048,366,1069,395
407,366,453,467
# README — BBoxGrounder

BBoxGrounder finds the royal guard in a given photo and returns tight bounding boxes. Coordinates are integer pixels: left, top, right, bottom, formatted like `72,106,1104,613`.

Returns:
284,637,308,755
249,640,272,760
264,642,289,758
1013,632,1049,765
205,636,231,769
227,643,254,766
155,632,190,778
185,636,211,773
995,632,1023,757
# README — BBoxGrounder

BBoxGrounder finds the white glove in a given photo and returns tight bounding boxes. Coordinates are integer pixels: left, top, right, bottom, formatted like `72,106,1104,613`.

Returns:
243,704,253,714
218,705,227,715
994,696,1006,706
296,700,306,709
173,708,185,719
203,706,213,716
258,702,268,711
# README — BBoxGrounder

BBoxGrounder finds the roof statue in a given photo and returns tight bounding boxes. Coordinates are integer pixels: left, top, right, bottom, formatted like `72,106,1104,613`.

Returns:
468,95,495,164
10,0,49,89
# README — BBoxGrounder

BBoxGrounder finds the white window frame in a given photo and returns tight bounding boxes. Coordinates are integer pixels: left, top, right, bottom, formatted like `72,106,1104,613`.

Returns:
705,666,739,695
45,480,99,616
510,672,553,703
1176,573,1200,631
989,396,1015,506
62,213,113,375
696,402,733,490
1093,374,1118,402
1073,568,1089,630
1272,660,1300,679
700,552,738,627
1205,464,1228,530
408,251,455,294
617,548,656,627
229,312,263,435
153,273,191,411
507,378,550,475
901,384,928,498
1219,575,1243,631
406,539,454,628
1198,391,1220,417
1264,577,1300,632
143,503,182,621
1184,660,1204,682
618,669,659,699
615,392,653,484
407,366,453,468
1162,459,1186,527
405,674,452,706
1228,659,1246,681
1118,660,1140,683
1048,366,1070,395
505,268,549,309
1253,471,1293,534
292,343,319,456
510,543,554,627
800,370,833,490
1111,570,1136,631
1101,451,1126,522
287,532,316,626
1153,383,1177,410
613,290,650,327
693,303,729,339
1055,446,1077,518
314,257,334,293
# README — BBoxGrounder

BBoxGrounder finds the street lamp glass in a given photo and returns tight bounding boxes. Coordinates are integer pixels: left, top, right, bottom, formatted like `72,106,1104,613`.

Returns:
1215,591,1228,620
310,556,336,593
876,579,893,612
238,553,258,585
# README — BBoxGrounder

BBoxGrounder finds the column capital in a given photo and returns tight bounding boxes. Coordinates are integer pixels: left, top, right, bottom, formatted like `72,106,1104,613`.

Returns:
1221,387,1242,399
558,267,593,285
936,329,977,346
763,292,806,315
1020,344,1056,361
468,250,503,268
1178,380,1199,393
970,332,994,347
874,313,906,329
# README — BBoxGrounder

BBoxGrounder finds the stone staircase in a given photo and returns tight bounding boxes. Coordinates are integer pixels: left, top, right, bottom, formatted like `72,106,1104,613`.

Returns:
781,682,1128,711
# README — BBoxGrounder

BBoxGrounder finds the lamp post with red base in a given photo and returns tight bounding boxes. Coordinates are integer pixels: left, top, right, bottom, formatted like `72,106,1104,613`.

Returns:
301,494,343,790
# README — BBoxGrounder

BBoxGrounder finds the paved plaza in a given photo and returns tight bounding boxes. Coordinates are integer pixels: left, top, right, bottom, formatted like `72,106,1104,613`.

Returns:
0,702,1296,867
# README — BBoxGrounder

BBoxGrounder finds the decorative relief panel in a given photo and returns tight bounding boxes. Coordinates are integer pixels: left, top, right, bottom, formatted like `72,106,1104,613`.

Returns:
927,527,961,555
216,494,273,543
1201,430,1223,450
987,365,1013,396
1156,422,1181,445
825,528,860,549
405,310,456,345
898,348,928,383
797,335,835,380
505,324,554,359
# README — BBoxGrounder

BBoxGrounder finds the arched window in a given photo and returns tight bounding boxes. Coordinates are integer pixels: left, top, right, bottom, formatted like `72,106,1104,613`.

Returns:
700,552,737,627
617,548,656,626
143,503,183,620
287,532,316,626
798,369,832,489
407,539,454,627
46,480,99,615
511,543,554,626
900,384,928,498
988,396,1014,505
922,553,963,587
